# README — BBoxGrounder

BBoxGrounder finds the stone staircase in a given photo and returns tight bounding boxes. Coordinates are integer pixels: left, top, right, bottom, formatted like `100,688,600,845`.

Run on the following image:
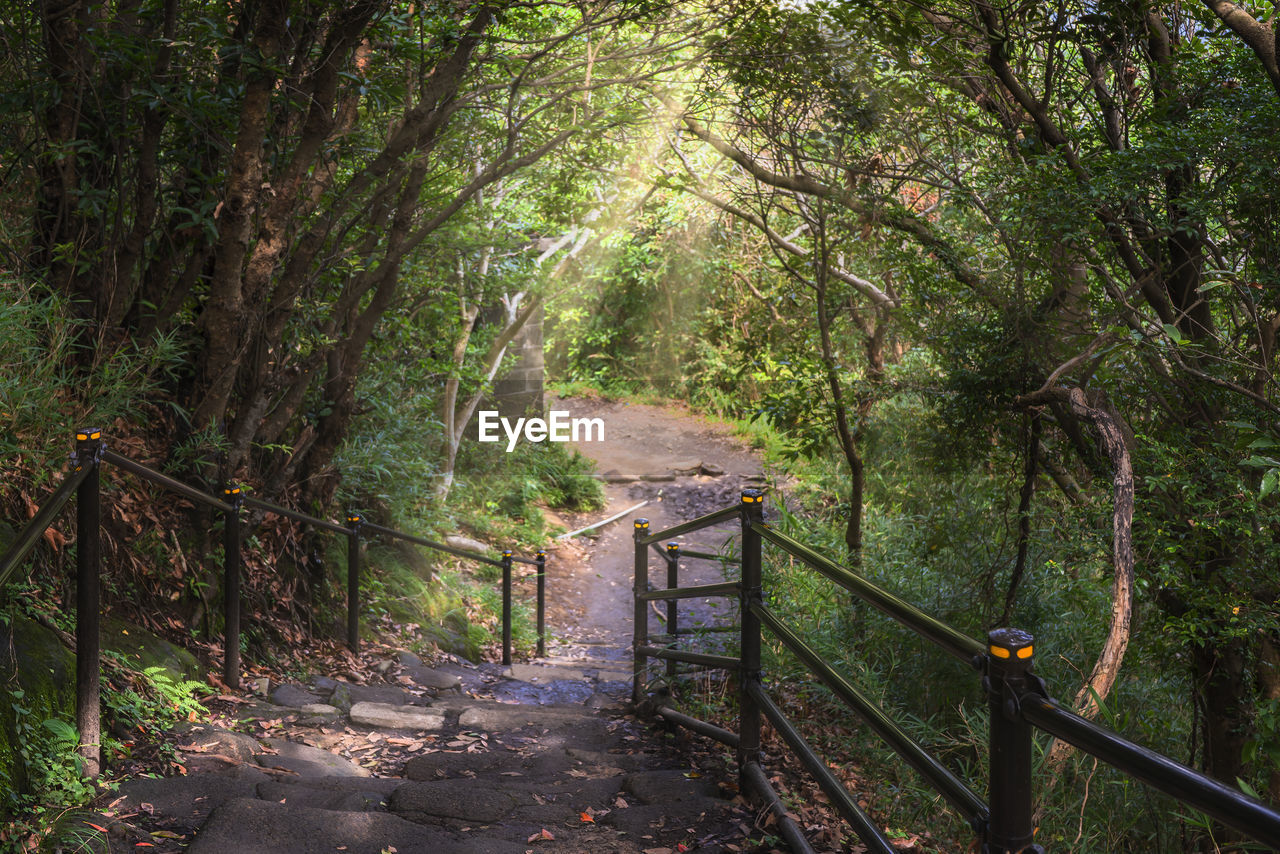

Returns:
95,652,751,853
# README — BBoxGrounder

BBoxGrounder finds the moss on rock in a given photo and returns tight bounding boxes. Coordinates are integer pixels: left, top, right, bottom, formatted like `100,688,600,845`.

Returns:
0,614,77,804
101,616,202,682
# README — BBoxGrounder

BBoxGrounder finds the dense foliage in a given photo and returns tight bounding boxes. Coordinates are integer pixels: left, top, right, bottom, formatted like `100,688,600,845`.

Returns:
3,0,1280,849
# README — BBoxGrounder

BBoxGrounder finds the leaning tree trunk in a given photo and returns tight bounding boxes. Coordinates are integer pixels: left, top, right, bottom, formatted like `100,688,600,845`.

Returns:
1017,386,1134,776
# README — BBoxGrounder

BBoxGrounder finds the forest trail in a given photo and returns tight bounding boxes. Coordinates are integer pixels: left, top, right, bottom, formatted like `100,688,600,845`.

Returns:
88,397,771,852
541,393,765,654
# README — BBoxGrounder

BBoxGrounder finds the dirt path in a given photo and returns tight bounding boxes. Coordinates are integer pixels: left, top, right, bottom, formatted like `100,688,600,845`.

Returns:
540,395,765,659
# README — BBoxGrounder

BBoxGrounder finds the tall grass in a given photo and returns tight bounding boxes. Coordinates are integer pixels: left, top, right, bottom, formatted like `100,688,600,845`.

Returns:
0,277,189,476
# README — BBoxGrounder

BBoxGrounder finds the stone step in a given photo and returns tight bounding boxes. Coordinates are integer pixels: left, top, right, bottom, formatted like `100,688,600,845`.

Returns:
348,700,446,730
504,661,633,683
257,737,372,778
115,764,268,831
103,631,755,853
537,653,630,668
400,739,649,782
457,700,598,731
185,797,524,854
255,779,388,812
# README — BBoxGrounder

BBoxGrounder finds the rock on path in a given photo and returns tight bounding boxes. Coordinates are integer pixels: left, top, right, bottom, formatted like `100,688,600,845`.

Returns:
97,655,752,854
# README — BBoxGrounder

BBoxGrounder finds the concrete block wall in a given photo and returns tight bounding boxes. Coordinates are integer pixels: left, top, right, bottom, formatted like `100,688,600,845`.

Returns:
490,303,544,417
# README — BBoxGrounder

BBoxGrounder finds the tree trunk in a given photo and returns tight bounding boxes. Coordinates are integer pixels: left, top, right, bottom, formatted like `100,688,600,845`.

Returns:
1001,413,1040,626
1194,636,1251,789
191,0,289,430
1017,387,1133,774
812,237,864,560
35,0,89,307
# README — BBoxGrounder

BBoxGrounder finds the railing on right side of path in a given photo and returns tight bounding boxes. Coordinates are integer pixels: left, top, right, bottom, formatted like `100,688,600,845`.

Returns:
632,488,1280,854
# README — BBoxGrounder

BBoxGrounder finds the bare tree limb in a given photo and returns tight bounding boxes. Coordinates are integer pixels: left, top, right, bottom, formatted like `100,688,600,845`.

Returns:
675,180,899,308
666,99,999,305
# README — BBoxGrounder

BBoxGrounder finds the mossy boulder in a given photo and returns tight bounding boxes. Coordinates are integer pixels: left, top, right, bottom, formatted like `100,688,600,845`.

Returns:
101,616,202,683
422,610,480,662
0,607,204,813
0,614,77,804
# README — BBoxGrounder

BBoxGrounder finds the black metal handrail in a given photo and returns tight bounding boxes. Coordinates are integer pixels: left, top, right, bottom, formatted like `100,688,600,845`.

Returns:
752,522,984,663
362,520,504,566
636,580,739,602
635,504,740,545
674,546,740,564
241,493,351,535
747,680,895,854
1023,696,1280,846
0,463,93,588
648,540,740,565
0,429,549,778
102,449,236,514
752,601,988,826
631,487,1280,853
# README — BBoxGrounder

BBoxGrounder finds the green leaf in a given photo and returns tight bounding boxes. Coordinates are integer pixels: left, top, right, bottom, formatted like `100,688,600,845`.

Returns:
1261,470,1279,499
41,718,79,745
1237,777,1262,799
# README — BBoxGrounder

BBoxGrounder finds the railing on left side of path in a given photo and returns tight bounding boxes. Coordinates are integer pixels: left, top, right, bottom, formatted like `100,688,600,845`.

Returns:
0,428,548,778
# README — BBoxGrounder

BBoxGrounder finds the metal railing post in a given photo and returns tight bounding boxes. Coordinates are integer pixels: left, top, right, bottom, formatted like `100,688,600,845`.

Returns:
665,542,680,677
632,518,650,705
984,628,1044,854
501,550,514,666
346,513,363,653
74,428,103,778
739,488,765,784
222,485,243,688
535,549,547,658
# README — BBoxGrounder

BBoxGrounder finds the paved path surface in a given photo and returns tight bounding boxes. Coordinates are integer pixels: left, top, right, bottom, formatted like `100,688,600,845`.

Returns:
92,652,757,853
